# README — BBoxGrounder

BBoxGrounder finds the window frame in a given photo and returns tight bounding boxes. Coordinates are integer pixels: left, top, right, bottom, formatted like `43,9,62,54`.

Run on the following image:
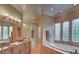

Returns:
0,26,13,41
0,26,2,41
54,21,71,44
2,26,9,41
54,18,79,47
54,23,61,43
62,21,70,44
71,18,79,46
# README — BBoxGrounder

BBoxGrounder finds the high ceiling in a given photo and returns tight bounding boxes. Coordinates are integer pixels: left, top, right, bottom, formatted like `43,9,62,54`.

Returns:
23,4,41,23
12,4,41,23
11,4,77,23
11,4,76,16
42,4,75,17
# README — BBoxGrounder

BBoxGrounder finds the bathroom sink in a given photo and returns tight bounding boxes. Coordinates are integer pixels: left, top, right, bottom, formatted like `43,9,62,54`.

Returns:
17,40,24,42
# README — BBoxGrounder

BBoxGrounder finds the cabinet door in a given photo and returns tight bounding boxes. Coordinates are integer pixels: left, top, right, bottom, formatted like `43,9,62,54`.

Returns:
20,43,26,54
12,46,20,54
2,48,11,54
25,41,31,54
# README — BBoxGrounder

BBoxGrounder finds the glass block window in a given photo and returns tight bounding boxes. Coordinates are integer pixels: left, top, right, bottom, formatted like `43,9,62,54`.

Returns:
55,23,60,40
3,26,9,40
63,21,69,41
72,19,79,42
0,26,2,40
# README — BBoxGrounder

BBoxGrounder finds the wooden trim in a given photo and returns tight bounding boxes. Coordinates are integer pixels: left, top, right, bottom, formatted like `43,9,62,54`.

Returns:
41,45,63,54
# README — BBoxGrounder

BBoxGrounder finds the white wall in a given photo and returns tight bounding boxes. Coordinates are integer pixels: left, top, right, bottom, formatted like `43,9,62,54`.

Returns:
42,15,55,44
22,23,38,46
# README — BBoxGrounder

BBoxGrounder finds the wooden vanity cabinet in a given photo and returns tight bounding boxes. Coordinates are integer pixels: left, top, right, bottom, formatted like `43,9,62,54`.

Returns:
1,47,11,54
10,40,31,54
0,40,31,54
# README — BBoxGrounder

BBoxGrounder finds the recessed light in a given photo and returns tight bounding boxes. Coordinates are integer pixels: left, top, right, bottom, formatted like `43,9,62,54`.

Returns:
60,10,63,13
51,8,53,11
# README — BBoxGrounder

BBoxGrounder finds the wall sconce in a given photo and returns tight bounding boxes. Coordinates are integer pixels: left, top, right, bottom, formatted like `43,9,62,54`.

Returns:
0,15,21,25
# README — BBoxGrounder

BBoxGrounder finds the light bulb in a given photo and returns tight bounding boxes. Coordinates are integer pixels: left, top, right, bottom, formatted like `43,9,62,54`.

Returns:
51,8,53,11
23,24,25,26
18,20,21,22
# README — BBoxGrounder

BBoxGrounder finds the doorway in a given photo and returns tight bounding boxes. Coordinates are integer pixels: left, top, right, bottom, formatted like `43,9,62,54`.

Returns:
31,30,36,47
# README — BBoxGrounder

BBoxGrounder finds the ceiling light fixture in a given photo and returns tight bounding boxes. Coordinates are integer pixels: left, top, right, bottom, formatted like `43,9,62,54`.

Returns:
51,8,53,11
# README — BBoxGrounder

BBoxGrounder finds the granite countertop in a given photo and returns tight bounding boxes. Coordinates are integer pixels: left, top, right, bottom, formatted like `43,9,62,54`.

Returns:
0,39,30,51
